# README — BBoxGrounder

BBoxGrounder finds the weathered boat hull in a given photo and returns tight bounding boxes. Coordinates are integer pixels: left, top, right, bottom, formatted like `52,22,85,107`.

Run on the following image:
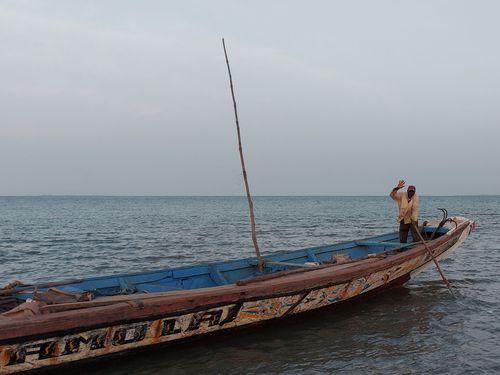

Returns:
0,219,473,374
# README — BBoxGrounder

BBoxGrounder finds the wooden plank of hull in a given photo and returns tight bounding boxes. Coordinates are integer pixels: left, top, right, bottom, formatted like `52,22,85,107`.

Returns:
0,221,472,374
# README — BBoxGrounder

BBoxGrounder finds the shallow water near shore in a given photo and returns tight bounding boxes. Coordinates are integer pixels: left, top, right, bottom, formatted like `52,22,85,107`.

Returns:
1,196,499,374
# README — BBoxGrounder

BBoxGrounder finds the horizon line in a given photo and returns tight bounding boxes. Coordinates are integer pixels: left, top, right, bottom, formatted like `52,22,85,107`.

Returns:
0,194,499,198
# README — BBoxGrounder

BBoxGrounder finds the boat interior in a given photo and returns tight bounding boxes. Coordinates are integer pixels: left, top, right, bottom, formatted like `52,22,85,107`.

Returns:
3,226,450,308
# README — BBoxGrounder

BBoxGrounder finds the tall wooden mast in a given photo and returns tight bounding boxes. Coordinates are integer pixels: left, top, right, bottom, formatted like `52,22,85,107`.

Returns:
222,38,263,269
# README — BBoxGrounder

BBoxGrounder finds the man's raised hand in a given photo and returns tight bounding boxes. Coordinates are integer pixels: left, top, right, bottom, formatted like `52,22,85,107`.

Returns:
396,180,405,189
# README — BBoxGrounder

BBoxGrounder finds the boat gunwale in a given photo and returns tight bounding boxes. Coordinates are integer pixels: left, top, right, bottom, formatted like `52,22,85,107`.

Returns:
7,226,447,296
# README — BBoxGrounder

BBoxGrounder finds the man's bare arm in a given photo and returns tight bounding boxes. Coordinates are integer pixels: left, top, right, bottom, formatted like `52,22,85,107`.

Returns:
390,179,405,200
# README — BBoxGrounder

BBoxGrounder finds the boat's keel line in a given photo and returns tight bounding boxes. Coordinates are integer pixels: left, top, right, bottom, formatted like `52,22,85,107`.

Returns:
0,247,446,373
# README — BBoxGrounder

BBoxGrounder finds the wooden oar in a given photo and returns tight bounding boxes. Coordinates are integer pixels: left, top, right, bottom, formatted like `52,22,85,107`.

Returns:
412,223,454,295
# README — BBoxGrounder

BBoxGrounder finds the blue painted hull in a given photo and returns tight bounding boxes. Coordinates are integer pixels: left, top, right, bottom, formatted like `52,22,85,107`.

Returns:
10,226,447,303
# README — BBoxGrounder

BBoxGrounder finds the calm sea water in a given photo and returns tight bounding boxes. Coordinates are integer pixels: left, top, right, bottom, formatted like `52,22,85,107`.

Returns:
1,196,499,374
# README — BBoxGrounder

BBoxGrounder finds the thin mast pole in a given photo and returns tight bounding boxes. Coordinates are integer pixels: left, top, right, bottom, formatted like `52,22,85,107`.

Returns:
222,38,263,268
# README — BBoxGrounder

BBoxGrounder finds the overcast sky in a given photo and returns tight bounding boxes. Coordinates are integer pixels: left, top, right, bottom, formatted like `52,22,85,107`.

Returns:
0,1,498,195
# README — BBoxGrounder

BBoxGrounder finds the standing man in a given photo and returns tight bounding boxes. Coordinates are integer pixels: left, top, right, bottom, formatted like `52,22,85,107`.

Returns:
390,180,420,243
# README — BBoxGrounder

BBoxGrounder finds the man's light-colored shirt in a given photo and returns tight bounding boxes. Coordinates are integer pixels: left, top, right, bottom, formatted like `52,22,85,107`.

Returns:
390,191,419,224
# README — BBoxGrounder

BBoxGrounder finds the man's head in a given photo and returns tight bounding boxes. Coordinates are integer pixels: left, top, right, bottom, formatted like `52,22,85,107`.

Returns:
407,185,416,199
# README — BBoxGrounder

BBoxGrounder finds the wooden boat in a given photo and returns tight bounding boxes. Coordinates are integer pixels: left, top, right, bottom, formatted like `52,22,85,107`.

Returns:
0,215,474,374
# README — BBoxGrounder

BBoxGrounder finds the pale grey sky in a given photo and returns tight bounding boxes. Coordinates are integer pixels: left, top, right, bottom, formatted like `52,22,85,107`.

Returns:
1,1,498,195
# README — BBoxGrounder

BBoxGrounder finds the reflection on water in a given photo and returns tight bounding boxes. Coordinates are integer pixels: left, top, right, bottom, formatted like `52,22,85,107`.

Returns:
1,196,499,374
